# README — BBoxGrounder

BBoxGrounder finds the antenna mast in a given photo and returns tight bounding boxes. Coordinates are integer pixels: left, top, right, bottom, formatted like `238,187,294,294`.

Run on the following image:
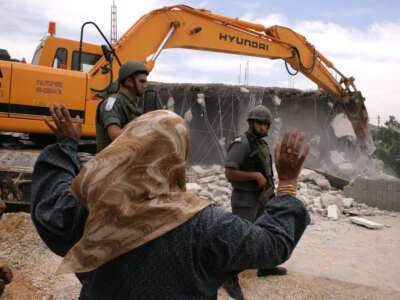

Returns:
110,0,117,43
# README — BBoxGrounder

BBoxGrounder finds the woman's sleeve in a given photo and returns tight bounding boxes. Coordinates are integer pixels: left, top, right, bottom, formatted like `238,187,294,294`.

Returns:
31,137,88,256
200,195,310,271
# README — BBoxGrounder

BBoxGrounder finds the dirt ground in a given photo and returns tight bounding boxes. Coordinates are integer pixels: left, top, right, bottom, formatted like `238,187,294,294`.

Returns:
1,212,399,300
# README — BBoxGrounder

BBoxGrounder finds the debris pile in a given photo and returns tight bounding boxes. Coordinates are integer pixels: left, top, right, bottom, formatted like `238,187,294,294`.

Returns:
0,212,81,299
186,165,392,220
187,164,232,211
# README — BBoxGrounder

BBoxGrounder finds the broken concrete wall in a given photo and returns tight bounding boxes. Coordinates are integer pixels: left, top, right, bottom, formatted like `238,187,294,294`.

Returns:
344,177,400,211
142,82,366,177
143,83,241,164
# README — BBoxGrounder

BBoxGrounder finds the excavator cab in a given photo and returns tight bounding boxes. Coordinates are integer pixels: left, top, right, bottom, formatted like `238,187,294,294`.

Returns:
31,35,102,72
31,22,102,72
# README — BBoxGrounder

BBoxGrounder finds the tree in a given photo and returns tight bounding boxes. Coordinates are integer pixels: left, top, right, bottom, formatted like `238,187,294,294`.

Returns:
371,116,400,177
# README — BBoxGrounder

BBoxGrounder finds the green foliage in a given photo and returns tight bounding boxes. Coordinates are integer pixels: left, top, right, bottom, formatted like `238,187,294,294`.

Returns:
371,116,400,177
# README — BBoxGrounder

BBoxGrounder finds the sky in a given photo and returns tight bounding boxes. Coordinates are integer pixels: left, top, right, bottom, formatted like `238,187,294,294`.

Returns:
1,0,399,125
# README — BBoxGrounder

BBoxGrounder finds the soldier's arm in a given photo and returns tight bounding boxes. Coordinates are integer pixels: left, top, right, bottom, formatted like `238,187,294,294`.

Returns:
107,124,123,141
225,168,267,188
100,97,124,140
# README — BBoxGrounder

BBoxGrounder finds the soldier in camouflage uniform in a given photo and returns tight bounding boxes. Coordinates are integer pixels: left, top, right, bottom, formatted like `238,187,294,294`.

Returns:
223,105,286,300
96,61,148,152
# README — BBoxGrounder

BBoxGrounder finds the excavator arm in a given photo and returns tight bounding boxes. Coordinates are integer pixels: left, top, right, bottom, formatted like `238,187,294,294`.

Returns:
88,4,373,154
0,4,375,206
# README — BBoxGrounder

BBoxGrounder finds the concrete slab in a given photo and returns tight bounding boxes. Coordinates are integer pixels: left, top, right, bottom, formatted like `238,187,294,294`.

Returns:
349,216,384,229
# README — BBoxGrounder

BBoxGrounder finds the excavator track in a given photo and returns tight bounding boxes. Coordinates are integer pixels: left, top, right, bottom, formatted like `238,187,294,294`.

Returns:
0,133,40,206
0,149,39,206
0,133,95,208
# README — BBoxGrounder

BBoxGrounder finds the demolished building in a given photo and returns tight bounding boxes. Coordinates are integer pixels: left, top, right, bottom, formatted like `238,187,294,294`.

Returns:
141,82,399,212
143,82,377,178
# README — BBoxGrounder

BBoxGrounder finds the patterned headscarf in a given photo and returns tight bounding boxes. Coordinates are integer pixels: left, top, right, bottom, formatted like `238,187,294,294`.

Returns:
58,110,211,273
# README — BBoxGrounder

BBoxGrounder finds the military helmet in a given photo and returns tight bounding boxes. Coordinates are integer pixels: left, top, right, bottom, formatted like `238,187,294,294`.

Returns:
247,105,272,124
118,60,149,83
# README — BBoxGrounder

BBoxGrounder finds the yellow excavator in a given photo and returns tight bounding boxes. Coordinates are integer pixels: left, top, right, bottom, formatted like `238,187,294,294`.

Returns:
0,4,374,205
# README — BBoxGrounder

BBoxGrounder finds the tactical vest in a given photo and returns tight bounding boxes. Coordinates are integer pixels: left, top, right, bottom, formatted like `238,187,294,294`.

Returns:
228,132,275,199
96,93,141,152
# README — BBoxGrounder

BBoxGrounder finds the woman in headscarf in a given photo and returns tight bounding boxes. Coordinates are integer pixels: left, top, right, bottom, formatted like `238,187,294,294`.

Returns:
31,104,310,300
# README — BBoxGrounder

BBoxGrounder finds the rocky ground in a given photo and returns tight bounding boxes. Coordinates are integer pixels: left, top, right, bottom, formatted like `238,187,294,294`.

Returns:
1,167,399,299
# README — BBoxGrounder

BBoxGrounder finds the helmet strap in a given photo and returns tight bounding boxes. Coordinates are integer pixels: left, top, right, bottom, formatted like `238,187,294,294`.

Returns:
122,75,142,96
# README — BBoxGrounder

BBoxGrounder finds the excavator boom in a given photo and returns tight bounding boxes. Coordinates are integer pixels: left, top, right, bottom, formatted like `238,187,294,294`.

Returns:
88,5,372,152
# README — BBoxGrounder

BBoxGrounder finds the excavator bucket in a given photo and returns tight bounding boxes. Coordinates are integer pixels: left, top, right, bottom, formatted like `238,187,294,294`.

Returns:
342,92,376,156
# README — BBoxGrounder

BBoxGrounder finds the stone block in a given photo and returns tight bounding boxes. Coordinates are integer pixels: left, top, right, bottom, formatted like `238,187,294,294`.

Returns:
191,165,214,177
199,175,218,184
341,197,354,208
349,216,384,229
327,204,339,220
199,190,213,200
186,182,202,192
321,194,343,209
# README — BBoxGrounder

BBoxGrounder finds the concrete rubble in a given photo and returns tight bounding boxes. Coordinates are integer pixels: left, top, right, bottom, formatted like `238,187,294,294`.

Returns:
186,165,396,222
327,205,340,220
349,216,384,229
187,164,232,211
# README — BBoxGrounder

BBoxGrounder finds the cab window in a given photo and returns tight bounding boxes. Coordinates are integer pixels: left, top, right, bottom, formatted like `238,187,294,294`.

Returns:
31,46,43,65
53,47,68,69
72,51,101,72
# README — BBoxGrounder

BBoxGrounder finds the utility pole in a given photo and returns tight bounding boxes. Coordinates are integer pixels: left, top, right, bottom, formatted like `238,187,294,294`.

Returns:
238,63,241,84
287,74,294,88
244,60,249,86
110,0,117,44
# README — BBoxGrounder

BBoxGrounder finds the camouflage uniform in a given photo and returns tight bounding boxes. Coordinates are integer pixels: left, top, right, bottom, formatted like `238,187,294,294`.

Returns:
225,131,275,222
96,92,141,152
223,105,282,298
